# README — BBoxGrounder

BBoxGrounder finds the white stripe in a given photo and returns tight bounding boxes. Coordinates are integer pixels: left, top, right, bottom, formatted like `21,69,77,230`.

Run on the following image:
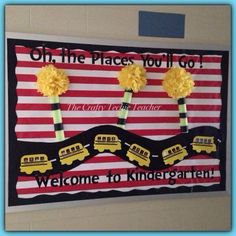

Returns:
17,81,222,93
71,158,220,170
17,137,58,142
15,67,222,81
17,135,174,142
188,123,219,129
69,161,136,171
17,181,221,198
175,159,220,166
15,122,220,132
15,110,221,118
17,96,222,105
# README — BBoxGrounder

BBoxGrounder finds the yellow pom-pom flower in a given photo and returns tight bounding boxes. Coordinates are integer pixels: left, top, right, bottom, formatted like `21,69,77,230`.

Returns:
36,64,69,97
118,64,147,93
162,67,194,99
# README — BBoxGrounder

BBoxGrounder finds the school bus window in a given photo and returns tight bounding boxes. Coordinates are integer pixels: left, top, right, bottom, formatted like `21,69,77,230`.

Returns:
61,150,65,155
98,137,101,141
40,156,44,161
176,146,180,151
140,150,144,155
102,137,106,141
112,137,115,141
35,156,39,161
71,147,75,152
29,157,33,162
24,158,28,162
136,148,140,153
75,145,80,150
66,149,70,154
144,151,148,156
168,150,171,155
107,137,111,142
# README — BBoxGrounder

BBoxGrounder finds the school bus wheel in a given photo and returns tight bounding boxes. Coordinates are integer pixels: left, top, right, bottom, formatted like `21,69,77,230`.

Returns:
80,156,85,161
196,149,201,153
98,148,104,152
129,157,134,162
206,149,211,154
65,160,72,165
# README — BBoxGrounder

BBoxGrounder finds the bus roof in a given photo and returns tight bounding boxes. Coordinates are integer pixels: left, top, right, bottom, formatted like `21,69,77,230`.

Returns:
21,154,47,158
130,143,150,153
163,144,183,152
193,136,214,139
59,143,83,150
95,134,118,138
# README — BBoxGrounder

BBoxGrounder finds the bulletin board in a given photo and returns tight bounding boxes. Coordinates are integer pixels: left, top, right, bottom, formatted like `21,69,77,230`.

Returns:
5,33,230,210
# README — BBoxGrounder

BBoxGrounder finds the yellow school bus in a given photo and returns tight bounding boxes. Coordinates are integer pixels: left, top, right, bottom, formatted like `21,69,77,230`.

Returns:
20,154,53,175
192,136,216,153
126,143,151,167
94,134,121,152
58,143,90,165
162,144,188,165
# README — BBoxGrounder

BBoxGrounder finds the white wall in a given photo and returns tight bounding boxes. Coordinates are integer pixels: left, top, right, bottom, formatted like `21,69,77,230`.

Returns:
5,5,231,231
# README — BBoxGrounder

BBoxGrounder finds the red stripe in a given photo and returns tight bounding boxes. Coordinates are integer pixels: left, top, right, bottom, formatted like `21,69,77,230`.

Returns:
16,89,221,99
15,46,222,63
16,177,221,194
16,103,221,111
187,155,217,160
16,104,52,110
187,104,221,111
17,131,56,138
17,117,53,124
16,61,222,75
188,117,220,123
195,81,222,87
85,155,122,163
129,129,180,136
16,129,180,138
16,74,37,82
17,116,220,125
16,74,222,87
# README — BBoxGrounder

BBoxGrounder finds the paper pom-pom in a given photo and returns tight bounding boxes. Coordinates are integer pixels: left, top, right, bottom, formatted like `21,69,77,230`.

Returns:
118,64,147,93
162,67,194,99
36,64,69,96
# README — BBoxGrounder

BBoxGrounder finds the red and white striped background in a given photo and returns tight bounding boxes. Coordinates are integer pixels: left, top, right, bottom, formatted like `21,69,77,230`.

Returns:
14,46,222,198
